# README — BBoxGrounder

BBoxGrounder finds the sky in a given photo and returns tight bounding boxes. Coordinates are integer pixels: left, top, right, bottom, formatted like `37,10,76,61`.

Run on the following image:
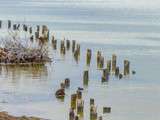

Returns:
0,0,160,9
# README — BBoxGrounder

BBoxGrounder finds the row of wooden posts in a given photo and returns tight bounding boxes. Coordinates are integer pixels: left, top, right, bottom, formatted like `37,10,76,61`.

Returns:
0,20,50,43
1,20,134,120
52,35,134,120
69,89,111,120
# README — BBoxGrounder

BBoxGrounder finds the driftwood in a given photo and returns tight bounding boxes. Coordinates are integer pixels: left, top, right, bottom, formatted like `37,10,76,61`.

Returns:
0,37,51,64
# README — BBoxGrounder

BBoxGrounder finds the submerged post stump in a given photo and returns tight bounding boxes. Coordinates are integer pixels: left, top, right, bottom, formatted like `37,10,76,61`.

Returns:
83,70,89,86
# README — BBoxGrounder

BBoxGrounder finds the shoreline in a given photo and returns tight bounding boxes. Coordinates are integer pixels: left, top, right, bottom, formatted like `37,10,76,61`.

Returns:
0,111,47,120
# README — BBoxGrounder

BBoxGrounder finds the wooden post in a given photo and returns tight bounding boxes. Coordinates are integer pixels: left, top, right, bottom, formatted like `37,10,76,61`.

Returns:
65,78,70,88
13,24,17,30
107,60,111,72
52,36,57,50
99,56,104,69
77,90,82,99
77,99,84,117
124,60,130,75
112,54,117,73
60,40,66,55
86,49,92,66
83,70,89,86
101,68,109,82
71,94,77,109
66,40,70,50
103,107,111,113
97,51,101,68
72,40,76,53
35,32,39,39
23,24,28,32
90,105,97,120
37,25,40,32
76,44,80,57
29,27,32,34
8,20,11,29
90,98,94,106
115,67,119,77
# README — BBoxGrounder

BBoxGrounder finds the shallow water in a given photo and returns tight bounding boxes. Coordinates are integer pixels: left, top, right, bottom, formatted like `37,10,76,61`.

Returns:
0,0,160,120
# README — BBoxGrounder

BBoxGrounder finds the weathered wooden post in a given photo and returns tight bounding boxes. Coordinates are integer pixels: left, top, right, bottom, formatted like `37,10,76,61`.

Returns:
29,27,32,34
90,98,94,106
86,49,92,66
52,36,57,50
124,60,130,75
77,99,84,117
76,44,81,57
35,31,39,39
60,40,66,55
103,107,111,113
65,78,70,88
72,40,76,53
74,50,79,62
37,25,40,32
115,67,119,77
13,24,17,30
90,104,97,120
112,54,117,73
66,40,70,50
101,68,109,82
23,24,28,32
8,20,11,29
99,56,104,69
71,94,77,109
60,82,65,89
107,60,111,72
83,70,89,86
77,90,82,99
97,51,101,68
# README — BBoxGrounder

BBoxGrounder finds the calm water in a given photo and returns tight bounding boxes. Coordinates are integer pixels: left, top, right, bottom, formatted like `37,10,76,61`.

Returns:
0,0,160,120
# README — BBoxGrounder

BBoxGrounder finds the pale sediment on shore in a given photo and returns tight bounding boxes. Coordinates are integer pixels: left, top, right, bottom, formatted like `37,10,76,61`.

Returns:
0,112,46,120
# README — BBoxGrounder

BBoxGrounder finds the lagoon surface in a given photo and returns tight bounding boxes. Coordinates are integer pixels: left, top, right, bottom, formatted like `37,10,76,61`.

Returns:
0,0,160,120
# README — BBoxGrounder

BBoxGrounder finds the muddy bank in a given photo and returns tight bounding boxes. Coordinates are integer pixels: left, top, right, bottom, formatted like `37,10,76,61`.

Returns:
0,112,46,120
